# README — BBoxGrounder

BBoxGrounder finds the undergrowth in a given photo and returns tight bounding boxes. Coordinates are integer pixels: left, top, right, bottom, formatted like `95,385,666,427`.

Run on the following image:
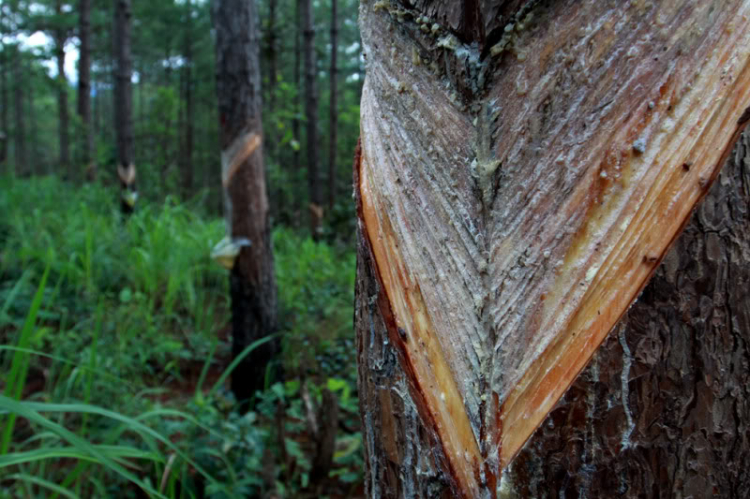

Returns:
0,175,361,498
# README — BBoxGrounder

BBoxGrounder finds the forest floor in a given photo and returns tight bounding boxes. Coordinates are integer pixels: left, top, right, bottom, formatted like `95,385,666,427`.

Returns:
0,175,363,499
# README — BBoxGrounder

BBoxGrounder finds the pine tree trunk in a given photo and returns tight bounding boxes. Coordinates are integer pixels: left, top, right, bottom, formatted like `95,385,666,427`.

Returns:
13,48,25,176
114,0,136,213
211,0,279,412
27,59,38,176
78,0,95,181
327,0,338,211
54,0,69,178
0,10,8,169
354,1,750,498
182,0,194,197
302,0,321,237
292,0,301,209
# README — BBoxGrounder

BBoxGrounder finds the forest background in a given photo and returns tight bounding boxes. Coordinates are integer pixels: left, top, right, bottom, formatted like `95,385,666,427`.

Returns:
0,0,365,497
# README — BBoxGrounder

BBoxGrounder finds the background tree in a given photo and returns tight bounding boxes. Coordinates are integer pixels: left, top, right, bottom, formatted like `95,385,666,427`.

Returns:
78,0,94,180
211,0,279,411
114,0,135,213
354,1,750,497
302,0,321,237
328,0,337,211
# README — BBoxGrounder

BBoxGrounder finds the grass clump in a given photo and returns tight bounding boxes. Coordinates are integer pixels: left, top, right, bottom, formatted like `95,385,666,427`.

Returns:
0,175,362,498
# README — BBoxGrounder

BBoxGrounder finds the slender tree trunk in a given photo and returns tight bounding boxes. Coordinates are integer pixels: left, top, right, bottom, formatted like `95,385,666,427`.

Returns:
0,10,8,169
13,48,25,176
27,60,37,175
355,1,750,498
302,0,321,237
327,0,338,211
182,0,194,197
211,0,279,412
267,0,277,125
292,0,301,213
78,0,95,181
114,0,136,213
54,1,70,179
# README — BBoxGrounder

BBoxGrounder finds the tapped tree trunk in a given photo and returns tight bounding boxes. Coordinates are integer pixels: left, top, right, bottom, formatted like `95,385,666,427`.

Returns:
355,1,750,498
182,0,194,197
327,0,338,211
302,0,321,237
114,0,136,213
78,0,95,181
211,0,279,412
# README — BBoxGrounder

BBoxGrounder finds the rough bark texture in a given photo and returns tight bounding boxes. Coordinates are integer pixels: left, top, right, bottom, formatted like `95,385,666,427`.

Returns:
509,132,750,498
328,0,338,210
302,0,322,236
114,0,135,212
355,1,750,497
212,0,279,411
78,0,95,181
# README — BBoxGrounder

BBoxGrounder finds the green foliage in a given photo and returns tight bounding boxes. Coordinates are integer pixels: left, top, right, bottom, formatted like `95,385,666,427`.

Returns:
0,176,362,498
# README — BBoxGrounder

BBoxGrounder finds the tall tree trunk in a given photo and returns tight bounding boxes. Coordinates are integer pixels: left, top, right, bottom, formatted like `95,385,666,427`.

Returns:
327,0,338,211
182,0,194,197
292,0,301,212
13,48,25,176
354,1,750,498
114,0,136,213
78,0,95,181
302,0,321,237
211,0,279,412
267,0,277,126
54,0,70,179
0,7,8,170
27,59,38,175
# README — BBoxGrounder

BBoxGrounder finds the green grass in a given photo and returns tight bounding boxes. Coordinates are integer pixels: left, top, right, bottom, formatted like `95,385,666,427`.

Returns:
0,175,361,498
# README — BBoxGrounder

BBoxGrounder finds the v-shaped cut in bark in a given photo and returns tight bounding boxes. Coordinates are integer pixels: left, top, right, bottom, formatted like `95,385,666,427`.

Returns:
357,1,750,497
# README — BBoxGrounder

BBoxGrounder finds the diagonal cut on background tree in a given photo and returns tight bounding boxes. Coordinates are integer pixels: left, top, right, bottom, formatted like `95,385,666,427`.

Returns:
354,1,750,497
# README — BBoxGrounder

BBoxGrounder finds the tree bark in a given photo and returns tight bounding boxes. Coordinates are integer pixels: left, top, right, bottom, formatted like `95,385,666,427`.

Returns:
302,0,322,237
78,0,95,181
0,7,8,169
114,0,136,213
292,0,301,209
211,0,279,412
182,0,194,197
355,1,750,498
509,131,750,498
54,0,70,178
327,0,338,211
27,58,38,176
13,47,25,176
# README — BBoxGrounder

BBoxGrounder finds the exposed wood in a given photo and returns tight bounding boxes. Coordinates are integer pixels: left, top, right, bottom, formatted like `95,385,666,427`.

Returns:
212,0,279,412
114,0,135,213
513,131,750,498
355,1,750,497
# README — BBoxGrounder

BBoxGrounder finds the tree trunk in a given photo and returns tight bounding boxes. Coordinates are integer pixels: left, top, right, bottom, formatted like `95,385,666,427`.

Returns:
27,59,38,175
302,0,321,237
78,0,95,181
354,1,750,498
327,0,338,211
509,131,750,498
0,10,8,169
13,48,25,176
114,0,136,214
211,0,279,412
182,0,194,197
54,0,69,178
292,0,301,210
